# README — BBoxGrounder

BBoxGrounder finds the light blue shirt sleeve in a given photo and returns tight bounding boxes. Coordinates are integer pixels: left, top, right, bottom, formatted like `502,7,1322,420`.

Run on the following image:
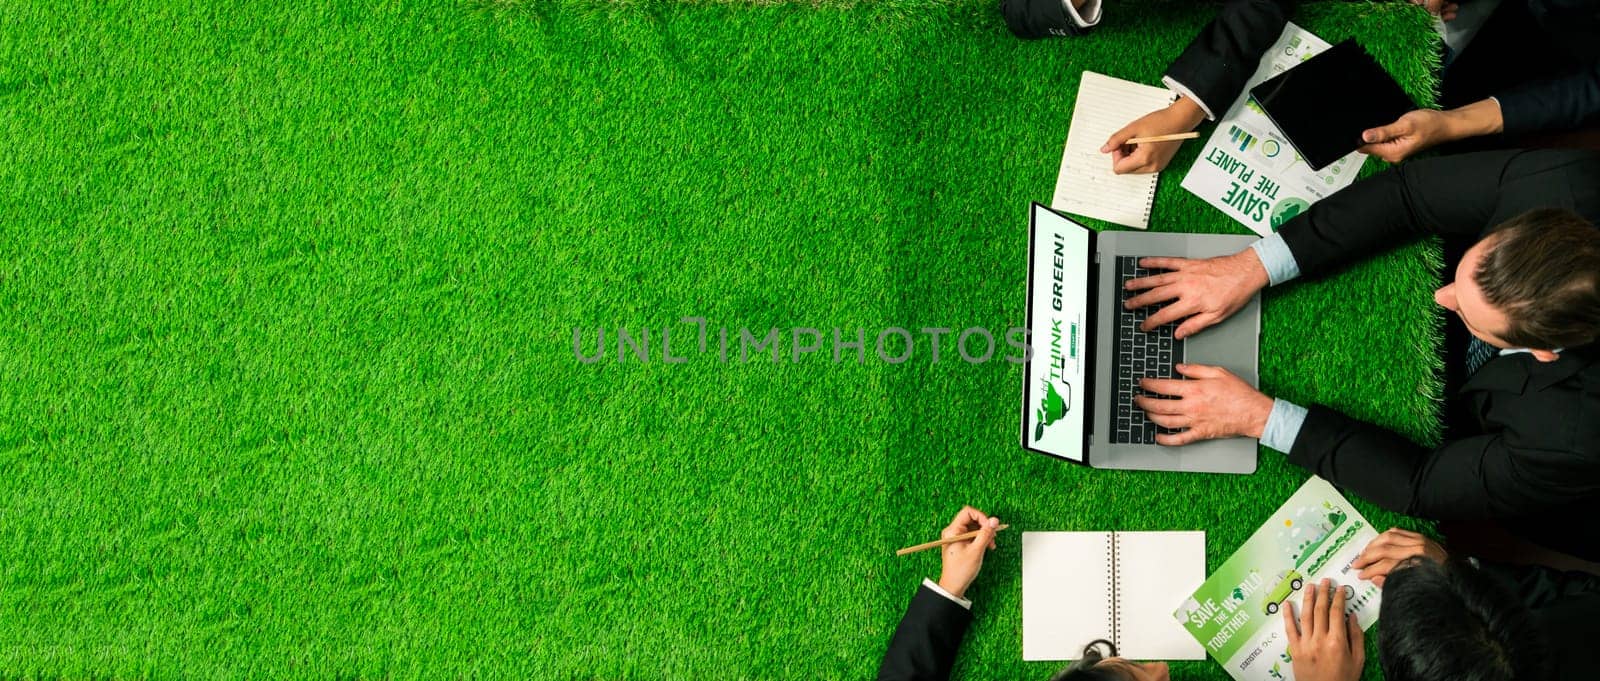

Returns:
1261,399,1308,453
1248,233,1302,287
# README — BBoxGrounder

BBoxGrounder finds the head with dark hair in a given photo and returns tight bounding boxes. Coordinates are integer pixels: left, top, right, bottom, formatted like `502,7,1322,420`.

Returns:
1437,209,1600,354
1378,557,1549,681
1048,640,1170,681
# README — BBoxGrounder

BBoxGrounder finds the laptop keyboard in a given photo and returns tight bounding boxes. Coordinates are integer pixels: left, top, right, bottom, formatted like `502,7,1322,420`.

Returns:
1112,256,1185,444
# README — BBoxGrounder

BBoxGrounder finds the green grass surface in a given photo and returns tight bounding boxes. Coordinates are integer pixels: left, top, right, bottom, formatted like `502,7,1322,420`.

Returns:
0,0,1442,677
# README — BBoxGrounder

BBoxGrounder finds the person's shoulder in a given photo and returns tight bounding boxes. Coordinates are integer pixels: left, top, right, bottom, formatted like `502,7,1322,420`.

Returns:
1570,345,1600,379
1490,351,1600,454
1399,149,1600,187
1532,347,1600,403
1552,350,1600,450
1502,148,1600,178
1487,149,1600,222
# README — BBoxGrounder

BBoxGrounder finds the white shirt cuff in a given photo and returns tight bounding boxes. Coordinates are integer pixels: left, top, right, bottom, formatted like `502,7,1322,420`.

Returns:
1064,0,1102,27
1261,399,1309,454
1161,76,1216,121
922,578,972,610
1248,233,1303,286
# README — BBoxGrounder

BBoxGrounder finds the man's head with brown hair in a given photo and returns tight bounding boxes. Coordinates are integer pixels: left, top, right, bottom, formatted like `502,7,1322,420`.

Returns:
1434,209,1600,359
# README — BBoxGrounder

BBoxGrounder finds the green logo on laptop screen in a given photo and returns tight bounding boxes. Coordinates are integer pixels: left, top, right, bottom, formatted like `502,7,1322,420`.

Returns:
1033,380,1071,441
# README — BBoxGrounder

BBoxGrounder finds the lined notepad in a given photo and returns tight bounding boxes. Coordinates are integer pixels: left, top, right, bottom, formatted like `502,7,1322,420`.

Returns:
1052,72,1176,230
1022,531,1206,661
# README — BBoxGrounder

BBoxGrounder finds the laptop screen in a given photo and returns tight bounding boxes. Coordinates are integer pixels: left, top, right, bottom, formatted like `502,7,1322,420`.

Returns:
1023,204,1092,463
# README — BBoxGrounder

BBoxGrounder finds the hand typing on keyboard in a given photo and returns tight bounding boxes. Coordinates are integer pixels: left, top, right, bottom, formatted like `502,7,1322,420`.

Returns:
1122,250,1270,340
1134,364,1274,447
1113,256,1189,444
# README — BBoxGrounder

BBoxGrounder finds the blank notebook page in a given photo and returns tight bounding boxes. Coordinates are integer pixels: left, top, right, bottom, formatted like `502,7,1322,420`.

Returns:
1115,531,1206,660
1051,72,1175,230
1022,532,1113,661
1022,531,1206,661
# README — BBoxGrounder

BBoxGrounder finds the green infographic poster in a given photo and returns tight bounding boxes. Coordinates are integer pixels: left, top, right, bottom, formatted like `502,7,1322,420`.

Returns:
1172,477,1381,681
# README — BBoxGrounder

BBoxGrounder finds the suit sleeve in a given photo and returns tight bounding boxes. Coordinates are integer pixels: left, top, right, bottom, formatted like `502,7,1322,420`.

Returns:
1162,0,1295,116
1275,151,1515,278
1474,560,1600,675
1495,61,1600,136
877,584,975,681
1475,560,1600,608
1286,405,1590,520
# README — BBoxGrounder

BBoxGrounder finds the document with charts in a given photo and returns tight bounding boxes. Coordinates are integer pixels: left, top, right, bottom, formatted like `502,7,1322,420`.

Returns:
1172,477,1381,681
1179,24,1366,236
1052,72,1176,230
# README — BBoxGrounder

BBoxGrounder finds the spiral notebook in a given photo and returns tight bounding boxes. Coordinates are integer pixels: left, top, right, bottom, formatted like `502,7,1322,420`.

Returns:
1051,72,1176,230
1022,530,1206,661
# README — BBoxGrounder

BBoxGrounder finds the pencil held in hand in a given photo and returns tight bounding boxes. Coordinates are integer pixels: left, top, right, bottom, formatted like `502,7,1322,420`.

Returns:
896,524,1011,556
1124,131,1201,145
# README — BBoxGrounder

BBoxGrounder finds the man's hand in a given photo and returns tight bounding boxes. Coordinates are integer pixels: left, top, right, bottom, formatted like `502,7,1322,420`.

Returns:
1352,528,1448,587
1359,100,1505,163
1409,0,1459,19
1285,579,1365,681
1101,96,1207,175
1136,364,1274,446
1123,251,1269,339
937,506,999,599
1358,109,1452,163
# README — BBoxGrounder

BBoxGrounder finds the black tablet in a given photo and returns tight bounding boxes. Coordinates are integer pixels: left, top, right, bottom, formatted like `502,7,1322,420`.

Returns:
1249,39,1417,171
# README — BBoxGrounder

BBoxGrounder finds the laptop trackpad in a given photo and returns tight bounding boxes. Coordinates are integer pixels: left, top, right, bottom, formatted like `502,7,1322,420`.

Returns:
1179,302,1260,388
1173,237,1260,387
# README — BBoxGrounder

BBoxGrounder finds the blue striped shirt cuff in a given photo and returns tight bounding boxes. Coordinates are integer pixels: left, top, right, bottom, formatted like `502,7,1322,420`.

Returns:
1261,399,1308,453
1249,233,1302,287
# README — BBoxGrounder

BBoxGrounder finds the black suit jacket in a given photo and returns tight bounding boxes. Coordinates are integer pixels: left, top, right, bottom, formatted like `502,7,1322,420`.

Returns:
1498,0,1600,134
1163,0,1295,117
1477,560,1600,680
1274,148,1600,561
878,584,973,681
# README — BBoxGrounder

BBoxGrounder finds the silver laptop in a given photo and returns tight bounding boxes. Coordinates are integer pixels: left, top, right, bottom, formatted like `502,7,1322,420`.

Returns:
1021,202,1260,474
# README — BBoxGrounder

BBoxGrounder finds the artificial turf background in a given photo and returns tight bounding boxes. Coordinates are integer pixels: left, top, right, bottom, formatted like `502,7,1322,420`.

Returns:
0,0,1442,677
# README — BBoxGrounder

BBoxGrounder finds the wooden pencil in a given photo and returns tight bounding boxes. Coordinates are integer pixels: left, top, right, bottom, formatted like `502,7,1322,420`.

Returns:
895,524,1011,556
1125,131,1201,145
